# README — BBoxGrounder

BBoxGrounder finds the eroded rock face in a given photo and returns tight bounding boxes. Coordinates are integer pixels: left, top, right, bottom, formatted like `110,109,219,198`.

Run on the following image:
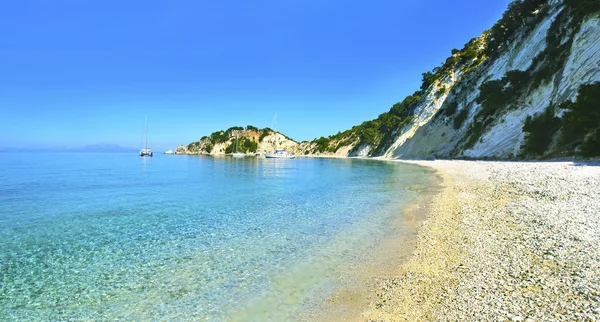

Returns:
315,4,600,159
175,145,188,155
179,130,303,155
387,8,600,159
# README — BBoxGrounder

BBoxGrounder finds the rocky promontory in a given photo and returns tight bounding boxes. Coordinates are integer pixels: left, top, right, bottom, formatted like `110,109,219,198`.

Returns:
176,126,308,156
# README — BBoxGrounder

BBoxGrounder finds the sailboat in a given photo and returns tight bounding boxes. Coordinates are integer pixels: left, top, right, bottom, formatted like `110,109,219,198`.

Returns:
139,116,153,157
231,130,245,158
265,113,295,159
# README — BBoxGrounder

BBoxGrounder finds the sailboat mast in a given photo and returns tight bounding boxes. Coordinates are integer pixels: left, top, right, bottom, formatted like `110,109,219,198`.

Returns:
144,116,148,150
272,112,278,151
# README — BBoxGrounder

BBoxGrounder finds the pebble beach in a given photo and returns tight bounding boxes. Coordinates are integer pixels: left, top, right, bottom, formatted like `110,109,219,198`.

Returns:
362,160,600,321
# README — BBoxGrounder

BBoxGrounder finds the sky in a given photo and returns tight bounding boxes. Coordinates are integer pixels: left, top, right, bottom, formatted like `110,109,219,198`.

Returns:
0,0,512,150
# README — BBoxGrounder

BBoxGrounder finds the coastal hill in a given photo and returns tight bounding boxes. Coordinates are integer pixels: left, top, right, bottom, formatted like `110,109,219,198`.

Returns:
183,0,599,159
176,126,302,155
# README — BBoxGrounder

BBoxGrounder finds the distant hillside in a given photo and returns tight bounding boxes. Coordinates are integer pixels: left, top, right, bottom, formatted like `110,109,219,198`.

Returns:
68,144,139,153
177,126,302,155
0,144,138,153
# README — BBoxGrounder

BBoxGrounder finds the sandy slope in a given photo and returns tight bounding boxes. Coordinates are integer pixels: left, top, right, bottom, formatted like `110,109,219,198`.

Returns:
362,160,600,321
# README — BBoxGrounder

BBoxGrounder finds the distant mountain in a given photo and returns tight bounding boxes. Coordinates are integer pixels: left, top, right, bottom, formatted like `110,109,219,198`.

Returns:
0,144,138,153
67,144,138,153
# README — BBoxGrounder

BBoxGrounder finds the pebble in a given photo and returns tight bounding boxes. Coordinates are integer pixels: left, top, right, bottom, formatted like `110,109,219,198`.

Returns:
364,161,600,321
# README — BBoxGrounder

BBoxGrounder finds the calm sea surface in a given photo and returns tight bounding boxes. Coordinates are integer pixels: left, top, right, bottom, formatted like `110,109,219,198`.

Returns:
0,153,433,321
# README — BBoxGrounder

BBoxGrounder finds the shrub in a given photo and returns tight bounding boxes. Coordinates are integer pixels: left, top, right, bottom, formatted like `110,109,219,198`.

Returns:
438,86,448,96
390,92,422,118
259,129,270,142
464,121,484,150
560,82,600,155
360,127,378,147
580,128,600,157
421,71,439,91
225,142,234,154
314,136,331,153
445,101,459,116
564,0,600,20
210,131,229,144
476,79,506,117
520,106,561,156
484,0,547,59
226,126,244,132
453,108,469,130
242,138,257,152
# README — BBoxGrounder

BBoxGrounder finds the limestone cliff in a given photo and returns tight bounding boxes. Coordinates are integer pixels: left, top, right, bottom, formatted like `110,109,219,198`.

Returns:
307,0,600,159
181,127,301,155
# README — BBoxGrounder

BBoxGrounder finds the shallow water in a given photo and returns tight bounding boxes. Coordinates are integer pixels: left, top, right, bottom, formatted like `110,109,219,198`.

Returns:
0,153,433,320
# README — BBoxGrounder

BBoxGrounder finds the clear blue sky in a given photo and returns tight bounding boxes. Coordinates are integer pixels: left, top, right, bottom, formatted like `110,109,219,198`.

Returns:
1,0,511,150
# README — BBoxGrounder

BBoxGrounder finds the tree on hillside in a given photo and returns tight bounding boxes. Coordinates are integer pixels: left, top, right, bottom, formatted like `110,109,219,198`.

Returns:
560,82,600,156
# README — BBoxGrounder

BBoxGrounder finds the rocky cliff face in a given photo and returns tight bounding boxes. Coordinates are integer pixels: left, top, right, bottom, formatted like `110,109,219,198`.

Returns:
307,0,600,159
181,128,302,155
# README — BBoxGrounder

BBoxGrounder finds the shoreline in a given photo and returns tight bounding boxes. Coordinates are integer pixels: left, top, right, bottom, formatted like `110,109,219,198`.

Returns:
301,162,443,321
225,161,439,321
359,160,600,321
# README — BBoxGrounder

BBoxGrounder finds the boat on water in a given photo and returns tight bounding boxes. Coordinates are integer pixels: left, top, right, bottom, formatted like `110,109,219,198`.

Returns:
264,113,295,159
139,148,153,157
139,117,153,157
265,149,295,159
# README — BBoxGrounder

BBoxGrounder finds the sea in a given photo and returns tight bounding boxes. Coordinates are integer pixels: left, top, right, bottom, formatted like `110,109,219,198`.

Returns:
0,153,434,321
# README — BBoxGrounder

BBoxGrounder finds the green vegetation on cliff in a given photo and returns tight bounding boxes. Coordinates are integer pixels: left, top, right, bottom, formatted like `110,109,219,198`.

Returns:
485,0,547,59
520,82,600,158
453,0,600,155
305,92,421,155
186,125,274,154
520,106,561,156
308,0,556,156
559,82,600,157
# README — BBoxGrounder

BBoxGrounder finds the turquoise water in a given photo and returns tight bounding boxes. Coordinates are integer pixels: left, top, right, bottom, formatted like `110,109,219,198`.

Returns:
0,153,432,321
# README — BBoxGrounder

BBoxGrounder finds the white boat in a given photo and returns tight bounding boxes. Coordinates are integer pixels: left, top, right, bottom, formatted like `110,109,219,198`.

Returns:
264,113,295,159
265,149,295,159
139,116,153,157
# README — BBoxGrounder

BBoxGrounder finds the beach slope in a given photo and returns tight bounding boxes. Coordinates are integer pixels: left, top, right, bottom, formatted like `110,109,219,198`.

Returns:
363,161,600,321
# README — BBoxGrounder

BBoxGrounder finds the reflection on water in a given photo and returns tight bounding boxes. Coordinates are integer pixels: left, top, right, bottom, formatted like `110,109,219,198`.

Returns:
140,154,152,171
